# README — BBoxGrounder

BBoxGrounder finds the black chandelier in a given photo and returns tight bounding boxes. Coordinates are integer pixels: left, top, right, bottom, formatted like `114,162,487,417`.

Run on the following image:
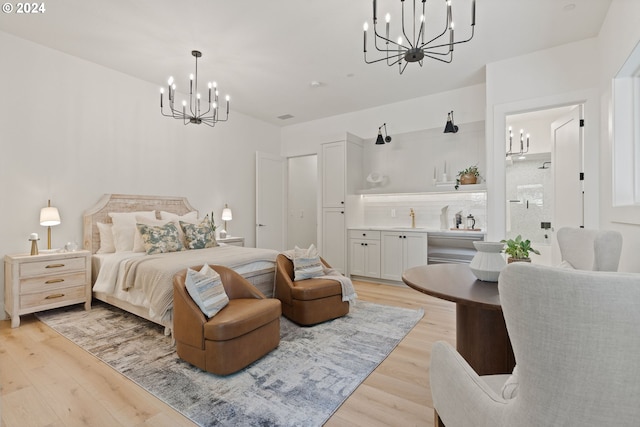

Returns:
160,50,230,127
363,0,476,74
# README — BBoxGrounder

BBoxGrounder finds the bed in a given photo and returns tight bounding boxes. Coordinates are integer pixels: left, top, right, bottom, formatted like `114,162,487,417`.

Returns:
83,194,278,331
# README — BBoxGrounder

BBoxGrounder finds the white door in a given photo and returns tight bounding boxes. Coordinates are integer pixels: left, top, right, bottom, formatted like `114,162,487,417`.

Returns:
551,106,583,264
256,152,285,250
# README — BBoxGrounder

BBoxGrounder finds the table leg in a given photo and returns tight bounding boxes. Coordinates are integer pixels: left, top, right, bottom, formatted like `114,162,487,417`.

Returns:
455,304,515,375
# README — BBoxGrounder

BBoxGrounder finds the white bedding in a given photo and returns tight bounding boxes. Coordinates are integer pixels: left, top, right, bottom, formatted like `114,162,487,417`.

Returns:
92,245,277,325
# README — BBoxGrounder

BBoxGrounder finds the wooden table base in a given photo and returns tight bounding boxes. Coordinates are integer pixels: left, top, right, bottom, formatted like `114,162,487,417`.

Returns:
456,304,515,375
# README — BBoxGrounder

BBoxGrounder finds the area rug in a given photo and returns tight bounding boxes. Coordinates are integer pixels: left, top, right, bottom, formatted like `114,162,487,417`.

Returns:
37,301,423,426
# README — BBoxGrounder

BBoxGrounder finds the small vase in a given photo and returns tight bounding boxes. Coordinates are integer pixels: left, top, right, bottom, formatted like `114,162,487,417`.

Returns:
469,241,506,282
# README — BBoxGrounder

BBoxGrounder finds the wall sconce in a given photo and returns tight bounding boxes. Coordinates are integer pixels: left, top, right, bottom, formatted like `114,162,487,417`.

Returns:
375,123,392,144
40,199,61,250
220,204,233,238
444,111,459,133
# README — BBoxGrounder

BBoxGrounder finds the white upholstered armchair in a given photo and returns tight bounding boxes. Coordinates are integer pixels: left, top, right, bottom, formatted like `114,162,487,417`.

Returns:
430,263,640,427
557,227,622,271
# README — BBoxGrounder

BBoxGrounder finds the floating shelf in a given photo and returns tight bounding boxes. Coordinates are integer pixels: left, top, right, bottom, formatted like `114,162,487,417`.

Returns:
356,183,486,196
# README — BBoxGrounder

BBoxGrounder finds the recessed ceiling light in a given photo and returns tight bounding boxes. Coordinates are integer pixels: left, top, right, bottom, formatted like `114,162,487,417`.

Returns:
309,81,323,88
277,114,294,120
563,3,576,12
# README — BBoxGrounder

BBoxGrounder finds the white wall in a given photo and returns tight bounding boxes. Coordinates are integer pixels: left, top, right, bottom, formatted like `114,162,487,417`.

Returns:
287,155,317,248
596,0,640,272
484,38,601,247
0,31,281,319
281,84,486,157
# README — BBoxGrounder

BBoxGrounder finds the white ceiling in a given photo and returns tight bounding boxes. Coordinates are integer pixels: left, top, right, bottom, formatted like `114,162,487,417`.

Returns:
0,0,612,126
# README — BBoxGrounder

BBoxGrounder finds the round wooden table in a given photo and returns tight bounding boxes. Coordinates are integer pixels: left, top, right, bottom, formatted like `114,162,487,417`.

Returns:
402,263,515,375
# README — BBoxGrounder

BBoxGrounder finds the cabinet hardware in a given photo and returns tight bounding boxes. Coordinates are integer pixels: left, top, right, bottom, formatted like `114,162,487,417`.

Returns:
45,279,65,284
45,263,65,269
45,293,65,299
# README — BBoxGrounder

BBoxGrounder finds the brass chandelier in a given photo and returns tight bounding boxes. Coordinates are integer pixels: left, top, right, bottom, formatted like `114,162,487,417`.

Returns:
363,0,476,74
160,50,230,127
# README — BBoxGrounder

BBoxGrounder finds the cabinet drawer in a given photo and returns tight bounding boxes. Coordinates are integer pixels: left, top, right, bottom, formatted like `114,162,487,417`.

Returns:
20,285,86,310
348,230,380,240
20,271,87,294
19,257,86,278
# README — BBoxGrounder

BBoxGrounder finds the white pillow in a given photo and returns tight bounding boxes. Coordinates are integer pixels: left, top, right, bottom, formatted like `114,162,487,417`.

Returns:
96,222,115,254
133,216,173,252
160,210,198,223
109,211,156,252
185,265,229,318
293,244,325,281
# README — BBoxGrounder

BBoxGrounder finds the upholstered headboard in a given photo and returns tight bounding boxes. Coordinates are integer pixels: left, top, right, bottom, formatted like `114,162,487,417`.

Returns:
83,194,197,254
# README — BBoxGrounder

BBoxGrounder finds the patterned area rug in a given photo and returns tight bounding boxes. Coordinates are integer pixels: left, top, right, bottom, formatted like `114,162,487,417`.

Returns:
37,300,423,427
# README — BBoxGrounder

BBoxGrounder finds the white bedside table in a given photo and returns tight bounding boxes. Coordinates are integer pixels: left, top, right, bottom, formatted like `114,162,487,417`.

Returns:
4,250,92,328
217,236,245,247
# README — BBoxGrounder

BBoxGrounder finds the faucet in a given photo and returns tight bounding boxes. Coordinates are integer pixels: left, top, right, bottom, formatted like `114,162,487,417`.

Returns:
410,208,416,228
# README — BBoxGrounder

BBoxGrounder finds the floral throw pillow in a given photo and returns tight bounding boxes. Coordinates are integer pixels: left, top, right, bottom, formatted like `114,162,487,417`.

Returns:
135,222,184,255
180,214,218,250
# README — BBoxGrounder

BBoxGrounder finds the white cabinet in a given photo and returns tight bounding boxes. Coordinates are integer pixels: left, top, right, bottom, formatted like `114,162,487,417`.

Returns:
322,208,346,273
320,135,363,274
322,142,346,208
348,230,380,278
380,231,428,281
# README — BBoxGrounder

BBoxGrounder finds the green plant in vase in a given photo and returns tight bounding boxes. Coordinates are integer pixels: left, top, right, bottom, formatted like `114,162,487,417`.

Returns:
500,235,540,263
455,165,481,190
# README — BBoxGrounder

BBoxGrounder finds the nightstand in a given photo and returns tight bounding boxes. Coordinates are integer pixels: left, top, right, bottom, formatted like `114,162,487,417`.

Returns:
217,236,245,247
4,250,91,328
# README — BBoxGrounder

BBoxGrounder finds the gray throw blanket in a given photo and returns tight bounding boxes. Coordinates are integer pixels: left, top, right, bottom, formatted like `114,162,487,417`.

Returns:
281,250,357,305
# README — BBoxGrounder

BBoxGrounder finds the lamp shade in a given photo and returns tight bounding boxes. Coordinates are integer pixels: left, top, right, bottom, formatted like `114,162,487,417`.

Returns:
375,131,385,145
221,205,233,221
40,207,61,226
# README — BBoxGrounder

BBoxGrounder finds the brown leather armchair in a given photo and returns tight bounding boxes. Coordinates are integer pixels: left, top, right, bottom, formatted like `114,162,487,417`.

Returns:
274,254,349,326
172,265,281,375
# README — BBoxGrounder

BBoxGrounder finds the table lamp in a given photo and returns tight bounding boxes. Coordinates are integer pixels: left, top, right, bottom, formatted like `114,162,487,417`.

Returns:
220,204,232,238
40,199,61,249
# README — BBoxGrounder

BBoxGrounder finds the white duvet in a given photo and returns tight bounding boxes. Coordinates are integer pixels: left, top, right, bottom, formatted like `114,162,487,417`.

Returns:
92,245,278,324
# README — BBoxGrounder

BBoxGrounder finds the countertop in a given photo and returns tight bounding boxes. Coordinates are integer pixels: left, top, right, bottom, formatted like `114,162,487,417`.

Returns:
348,227,485,235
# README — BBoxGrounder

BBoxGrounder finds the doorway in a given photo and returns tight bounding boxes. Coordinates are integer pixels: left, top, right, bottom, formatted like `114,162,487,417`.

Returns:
505,104,583,265
287,154,318,249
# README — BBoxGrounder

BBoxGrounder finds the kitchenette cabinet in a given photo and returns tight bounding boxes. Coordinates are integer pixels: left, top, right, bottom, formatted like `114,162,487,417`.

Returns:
348,230,381,278
380,231,428,281
320,134,363,274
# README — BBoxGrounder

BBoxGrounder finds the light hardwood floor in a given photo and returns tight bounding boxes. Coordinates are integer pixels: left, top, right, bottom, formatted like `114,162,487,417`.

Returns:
0,280,456,427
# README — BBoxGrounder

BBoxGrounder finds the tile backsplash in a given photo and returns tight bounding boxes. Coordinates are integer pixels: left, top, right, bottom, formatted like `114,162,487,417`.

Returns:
358,192,487,230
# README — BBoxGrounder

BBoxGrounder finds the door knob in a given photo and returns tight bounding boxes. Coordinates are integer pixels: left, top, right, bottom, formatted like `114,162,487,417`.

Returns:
257,224,266,227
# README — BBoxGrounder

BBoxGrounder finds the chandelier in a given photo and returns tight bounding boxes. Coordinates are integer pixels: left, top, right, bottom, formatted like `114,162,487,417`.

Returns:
363,0,476,74
160,50,230,127
506,127,530,159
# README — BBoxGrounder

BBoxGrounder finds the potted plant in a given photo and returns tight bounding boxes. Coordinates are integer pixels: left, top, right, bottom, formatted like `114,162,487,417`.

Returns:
455,165,481,190
500,235,540,263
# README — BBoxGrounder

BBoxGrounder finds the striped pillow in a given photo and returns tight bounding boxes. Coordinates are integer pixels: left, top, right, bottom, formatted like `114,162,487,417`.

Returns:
185,265,229,318
293,244,325,281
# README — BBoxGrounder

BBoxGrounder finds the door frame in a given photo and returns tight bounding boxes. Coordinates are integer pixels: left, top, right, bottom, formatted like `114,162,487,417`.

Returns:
255,152,286,250
486,89,599,243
